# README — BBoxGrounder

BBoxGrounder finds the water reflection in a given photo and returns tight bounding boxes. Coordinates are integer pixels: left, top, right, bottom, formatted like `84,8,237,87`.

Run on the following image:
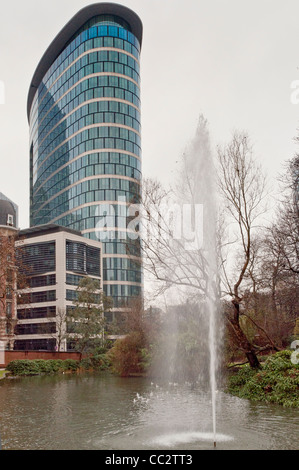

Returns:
0,373,298,450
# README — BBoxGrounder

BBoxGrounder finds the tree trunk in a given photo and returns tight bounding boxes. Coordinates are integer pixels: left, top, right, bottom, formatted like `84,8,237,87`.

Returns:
230,300,261,369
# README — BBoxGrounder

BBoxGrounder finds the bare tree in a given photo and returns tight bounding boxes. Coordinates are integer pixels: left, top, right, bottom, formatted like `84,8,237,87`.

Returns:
46,307,67,352
141,116,219,302
270,155,299,276
217,131,267,368
0,233,29,348
141,122,270,368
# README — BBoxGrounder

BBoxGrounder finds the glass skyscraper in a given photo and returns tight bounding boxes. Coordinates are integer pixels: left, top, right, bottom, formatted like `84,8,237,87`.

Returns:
27,3,143,308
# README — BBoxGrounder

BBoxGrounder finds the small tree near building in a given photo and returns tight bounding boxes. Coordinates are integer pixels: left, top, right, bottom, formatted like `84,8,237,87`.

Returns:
67,278,111,358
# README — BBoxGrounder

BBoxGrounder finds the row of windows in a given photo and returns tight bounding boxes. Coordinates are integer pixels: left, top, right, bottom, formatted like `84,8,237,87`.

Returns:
15,322,56,335
104,284,141,298
104,269,142,283
18,242,56,276
76,15,131,31
41,49,139,111
14,339,56,350
29,274,56,288
105,295,139,309
31,26,140,119
83,236,141,257
17,306,56,320
33,151,141,198
65,288,101,303
66,273,100,286
19,290,56,304
66,240,101,276
35,109,141,162
51,201,139,230
72,16,132,42
35,59,140,130
103,257,141,271
32,188,140,226
73,24,140,51
34,130,141,185
33,98,140,150
54,215,139,233
33,176,140,215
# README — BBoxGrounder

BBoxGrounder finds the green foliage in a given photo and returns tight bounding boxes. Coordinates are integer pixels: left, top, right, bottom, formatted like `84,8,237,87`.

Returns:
227,350,299,407
107,297,159,377
67,277,109,356
60,359,80,371
109,331,148,377
262,350,294,371
79,354,111,371
6,359,80,376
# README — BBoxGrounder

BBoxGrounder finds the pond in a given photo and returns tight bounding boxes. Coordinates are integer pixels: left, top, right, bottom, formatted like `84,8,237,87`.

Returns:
0,373,298,450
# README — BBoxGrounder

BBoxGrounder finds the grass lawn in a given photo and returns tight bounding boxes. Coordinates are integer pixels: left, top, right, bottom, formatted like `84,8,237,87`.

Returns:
0,370,6,379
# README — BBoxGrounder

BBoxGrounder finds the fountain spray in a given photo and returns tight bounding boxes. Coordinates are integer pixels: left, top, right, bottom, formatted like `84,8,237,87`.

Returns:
208,283,217,449
184,115,219,449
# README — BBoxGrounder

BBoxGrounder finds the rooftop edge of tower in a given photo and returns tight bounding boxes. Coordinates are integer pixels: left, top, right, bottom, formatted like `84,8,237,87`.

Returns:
27,2,143,121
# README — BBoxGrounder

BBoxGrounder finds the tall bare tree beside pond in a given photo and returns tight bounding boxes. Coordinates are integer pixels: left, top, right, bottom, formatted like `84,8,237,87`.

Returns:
217,131,268,368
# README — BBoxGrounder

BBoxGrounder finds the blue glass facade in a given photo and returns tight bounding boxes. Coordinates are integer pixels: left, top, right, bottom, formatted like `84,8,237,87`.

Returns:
28,8,143,307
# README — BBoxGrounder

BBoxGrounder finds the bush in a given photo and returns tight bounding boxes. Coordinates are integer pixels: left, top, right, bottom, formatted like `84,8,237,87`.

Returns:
60,359,79,371
108,332,148,377
263,350,294,371
6,359,80,376
227,350,299,407
6,360,39,376
79,354,111,371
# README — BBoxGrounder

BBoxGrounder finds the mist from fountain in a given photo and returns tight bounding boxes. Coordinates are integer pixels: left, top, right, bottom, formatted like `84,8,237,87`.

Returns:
150,115,221,447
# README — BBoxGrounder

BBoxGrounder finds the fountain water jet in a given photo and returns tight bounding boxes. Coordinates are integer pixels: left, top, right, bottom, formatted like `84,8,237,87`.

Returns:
149,115,221,448
181,115,220,448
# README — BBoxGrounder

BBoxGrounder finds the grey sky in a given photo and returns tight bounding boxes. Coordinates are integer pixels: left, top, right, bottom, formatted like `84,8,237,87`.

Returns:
0,0,298,230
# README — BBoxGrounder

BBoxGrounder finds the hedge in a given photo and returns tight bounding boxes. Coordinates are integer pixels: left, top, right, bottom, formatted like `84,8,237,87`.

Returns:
6,359,80,376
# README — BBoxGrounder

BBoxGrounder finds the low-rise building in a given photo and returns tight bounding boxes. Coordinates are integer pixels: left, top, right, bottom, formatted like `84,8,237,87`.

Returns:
14,224,103,351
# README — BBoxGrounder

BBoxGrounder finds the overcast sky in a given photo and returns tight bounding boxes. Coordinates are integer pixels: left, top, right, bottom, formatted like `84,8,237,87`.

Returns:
0,0,299,230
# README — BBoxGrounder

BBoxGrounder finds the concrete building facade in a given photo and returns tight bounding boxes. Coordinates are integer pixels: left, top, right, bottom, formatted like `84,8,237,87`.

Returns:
14,224,102,351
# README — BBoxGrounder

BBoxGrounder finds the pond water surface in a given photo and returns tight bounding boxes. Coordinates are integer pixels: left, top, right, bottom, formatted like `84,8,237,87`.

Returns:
0,373,298,450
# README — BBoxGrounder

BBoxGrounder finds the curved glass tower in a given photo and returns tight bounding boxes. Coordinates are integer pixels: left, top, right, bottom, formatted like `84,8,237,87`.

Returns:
27,3,143,308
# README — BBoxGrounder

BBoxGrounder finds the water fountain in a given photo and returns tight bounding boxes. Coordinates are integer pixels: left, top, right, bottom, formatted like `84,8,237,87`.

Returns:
147,115,223,448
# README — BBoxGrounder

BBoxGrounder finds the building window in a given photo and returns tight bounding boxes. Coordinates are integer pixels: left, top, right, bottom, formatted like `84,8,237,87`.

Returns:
66,240,100,276
6,302,12,316
17,306,56,319
19,290,56,304
14,322,56,335
14,339,56,351
7,214,14,226
19,242,56,275
29,274,56,288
